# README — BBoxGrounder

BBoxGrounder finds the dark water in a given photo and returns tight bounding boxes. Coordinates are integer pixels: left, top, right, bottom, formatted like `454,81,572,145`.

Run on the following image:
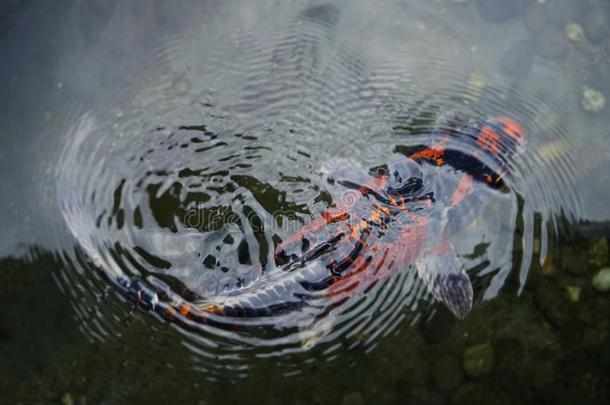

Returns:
1,0,609,403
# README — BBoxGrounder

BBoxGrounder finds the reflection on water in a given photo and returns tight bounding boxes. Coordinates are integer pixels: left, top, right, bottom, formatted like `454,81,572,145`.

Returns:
1,0,610,403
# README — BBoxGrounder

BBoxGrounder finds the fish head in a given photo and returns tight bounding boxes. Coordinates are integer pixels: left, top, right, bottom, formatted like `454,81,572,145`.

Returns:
387,156,424,196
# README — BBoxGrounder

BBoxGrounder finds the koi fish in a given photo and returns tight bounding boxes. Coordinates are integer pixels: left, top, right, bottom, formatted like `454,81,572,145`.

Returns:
118,117,525,330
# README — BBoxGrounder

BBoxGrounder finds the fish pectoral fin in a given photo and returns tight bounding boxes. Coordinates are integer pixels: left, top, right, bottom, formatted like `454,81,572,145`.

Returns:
415,244,473,319
434,271,473,319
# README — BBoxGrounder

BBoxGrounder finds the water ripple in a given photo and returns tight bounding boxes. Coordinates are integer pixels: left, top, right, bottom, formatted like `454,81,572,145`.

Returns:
53,3,583,378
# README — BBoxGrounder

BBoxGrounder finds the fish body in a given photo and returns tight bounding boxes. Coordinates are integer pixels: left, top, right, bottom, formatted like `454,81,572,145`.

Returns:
119,117,525,324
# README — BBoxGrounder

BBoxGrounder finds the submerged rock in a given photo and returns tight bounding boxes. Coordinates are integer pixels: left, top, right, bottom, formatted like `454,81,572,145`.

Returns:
561,245,590,275
537,140,570,163
61,393,74,405
408,388,446,405
463,343,496,378
584,9,609,44
466,70,487,98
588,238,608,266
500,40,535,78
475,0,528,23
499,313,559,353
565,22,585,42
340,392,365,405
421,309,456,344
578,296,610,327
533,27,568,60
453,382,511,405
545,0,588,28
592,268,610,292
566,285,581,302
580,86,606,112
523,360,557,400
525,2,547,33
535,281,569,326
432,356,465,393
582,324,609,352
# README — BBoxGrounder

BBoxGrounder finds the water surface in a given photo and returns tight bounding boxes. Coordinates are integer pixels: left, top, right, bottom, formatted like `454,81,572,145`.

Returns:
1,0,609,403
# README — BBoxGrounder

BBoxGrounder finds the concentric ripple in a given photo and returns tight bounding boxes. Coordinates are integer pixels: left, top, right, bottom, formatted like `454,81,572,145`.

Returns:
53,3,583,377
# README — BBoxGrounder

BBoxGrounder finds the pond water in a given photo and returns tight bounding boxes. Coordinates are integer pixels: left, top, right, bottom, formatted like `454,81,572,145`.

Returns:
1,0,609,403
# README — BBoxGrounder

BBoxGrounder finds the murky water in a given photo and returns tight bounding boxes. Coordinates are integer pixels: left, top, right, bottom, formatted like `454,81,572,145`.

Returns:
1,0,609,403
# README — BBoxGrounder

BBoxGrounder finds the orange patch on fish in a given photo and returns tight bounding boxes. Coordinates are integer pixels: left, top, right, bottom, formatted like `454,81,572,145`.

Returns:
451,175,473,206
476,126,501,154
322,210,349,223
494,116,525,143
410,146,445,163
179,303,191,316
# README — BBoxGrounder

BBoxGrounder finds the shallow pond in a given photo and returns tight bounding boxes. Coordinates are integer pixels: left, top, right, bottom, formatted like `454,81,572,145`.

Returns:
0,0,609,403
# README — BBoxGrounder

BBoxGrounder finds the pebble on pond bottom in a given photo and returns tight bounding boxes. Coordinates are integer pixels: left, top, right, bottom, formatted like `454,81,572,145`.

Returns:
463,343,496,379
565,22,584,42
581,86,606,113
592,268,610,292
